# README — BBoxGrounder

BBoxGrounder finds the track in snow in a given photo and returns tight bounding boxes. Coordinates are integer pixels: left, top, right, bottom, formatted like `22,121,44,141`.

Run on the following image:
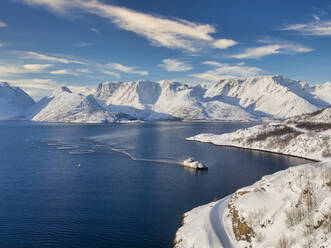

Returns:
210,195,233,248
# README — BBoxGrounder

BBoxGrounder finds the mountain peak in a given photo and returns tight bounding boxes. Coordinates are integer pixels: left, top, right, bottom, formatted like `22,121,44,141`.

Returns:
48,86,72,98
0,82,10,87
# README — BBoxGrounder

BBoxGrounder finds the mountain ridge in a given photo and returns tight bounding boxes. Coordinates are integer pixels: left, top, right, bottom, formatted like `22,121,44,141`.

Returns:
0,75,330,123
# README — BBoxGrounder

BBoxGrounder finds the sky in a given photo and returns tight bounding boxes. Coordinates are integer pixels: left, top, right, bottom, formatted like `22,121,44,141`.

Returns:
1,0,331,99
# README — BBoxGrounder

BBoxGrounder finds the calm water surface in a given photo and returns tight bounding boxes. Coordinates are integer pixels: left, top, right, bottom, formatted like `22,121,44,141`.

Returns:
0,121,310,248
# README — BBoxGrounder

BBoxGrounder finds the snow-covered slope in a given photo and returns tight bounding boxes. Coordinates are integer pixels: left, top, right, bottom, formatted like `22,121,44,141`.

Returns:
96,80,256,121
188,106,331,161
175,162,331,248
0,82,35,120
288,106,331,123
31,86,129,123
204,75,329,118
312,82,331,105
176,107,331,248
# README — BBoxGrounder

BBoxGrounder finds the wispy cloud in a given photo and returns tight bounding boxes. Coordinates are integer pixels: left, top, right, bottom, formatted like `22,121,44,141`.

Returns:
23,64,52,71
230,41,313,59
158,59,192,72
23,51,85,64
17,0,235,52
50,69,76,75
192,62,263,81
202,61,225,67
282,18,331,36
103,70,121,79
73,42,94,47
0,63,52,76
106,62,148,76
6,78,58,90
0,21,7,28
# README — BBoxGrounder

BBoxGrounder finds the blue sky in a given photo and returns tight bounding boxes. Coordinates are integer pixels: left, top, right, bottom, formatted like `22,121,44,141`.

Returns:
1,0,331,99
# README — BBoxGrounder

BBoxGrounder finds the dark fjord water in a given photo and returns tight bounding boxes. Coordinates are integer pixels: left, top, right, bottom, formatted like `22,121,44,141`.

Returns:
0,121,310,248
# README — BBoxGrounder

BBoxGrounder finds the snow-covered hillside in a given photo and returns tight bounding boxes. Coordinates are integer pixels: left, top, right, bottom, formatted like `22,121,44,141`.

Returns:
187,107,331,161
287,106,331,123
175,162,331,248
0,82,35,120
312,82,331,105
31,86,130,123
176,107,331,248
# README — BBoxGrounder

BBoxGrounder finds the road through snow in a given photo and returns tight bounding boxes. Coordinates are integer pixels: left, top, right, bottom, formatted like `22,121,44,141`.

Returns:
210,195,233,248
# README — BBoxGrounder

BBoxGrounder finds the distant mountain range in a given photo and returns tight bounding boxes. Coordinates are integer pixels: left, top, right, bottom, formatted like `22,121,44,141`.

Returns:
0,75,330,123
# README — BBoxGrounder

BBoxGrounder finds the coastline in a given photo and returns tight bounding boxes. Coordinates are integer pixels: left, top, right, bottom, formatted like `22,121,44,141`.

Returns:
176,119,331,248
186,139,319,162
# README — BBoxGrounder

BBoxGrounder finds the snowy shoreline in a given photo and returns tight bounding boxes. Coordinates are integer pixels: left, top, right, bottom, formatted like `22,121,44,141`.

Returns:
175,107,331,248
188,140,319,162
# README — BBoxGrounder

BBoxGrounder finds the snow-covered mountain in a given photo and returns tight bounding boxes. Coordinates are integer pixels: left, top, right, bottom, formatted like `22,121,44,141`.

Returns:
30,86,130,123
205,75,330,118
312,81,331,105
0,76,330,123
95,76,330,121
0,82,35,120
96,80,256,121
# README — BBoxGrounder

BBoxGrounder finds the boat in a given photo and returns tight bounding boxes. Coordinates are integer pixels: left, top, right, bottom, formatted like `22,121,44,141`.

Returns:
181,157,208,170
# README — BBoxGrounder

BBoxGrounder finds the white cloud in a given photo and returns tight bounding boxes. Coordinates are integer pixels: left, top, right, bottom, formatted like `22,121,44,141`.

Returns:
0,63,51,76
282,19,331,36
213,39,237,49
74,42,93,47
23,64,52,71
10,78,58,90
202,61,224,67
17,0,234,52
231,43,313,59
23,51,85,64
106,62,148,76
103,70,121,79
158,59,192,72
192,63,263,81
50,69,76,75
91,27,99,33
0,65,25,76
0,21,7,28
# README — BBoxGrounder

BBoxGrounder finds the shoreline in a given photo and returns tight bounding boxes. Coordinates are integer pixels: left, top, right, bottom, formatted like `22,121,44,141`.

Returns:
187,139,319,163
176,133,327,247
